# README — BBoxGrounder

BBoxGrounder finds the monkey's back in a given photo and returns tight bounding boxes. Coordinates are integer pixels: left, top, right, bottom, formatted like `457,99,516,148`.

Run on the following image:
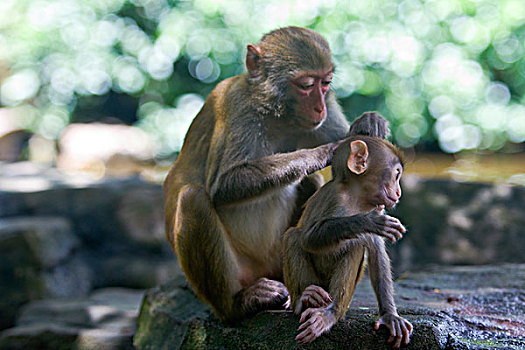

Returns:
163,76,240,246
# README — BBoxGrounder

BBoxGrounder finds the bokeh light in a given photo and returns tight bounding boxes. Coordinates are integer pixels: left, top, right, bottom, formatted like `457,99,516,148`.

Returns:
0,0,523,157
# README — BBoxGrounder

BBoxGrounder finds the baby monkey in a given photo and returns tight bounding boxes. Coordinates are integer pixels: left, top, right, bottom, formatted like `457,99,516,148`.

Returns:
283,134,413,348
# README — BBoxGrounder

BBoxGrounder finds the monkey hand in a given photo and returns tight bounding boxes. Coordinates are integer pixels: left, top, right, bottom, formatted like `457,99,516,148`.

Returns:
315,138,350,167
374,313,413,349
348,111,391,139
296,307,337,344
364,207,406,243
294,285,332,314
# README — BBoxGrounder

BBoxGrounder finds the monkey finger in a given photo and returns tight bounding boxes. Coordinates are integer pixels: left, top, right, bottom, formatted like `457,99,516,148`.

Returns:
379,232,396,242
401,324,411,346
385,217,406,234
299,309,315,325
309,317,324,336
297,318,322,342
374,318,386,331
394,223,407,235
384,228,402,240
308,295,325,308
301,292,319,307
406,320,414,335
264,279,289,294
296,328,315,343
298,317,312,331
384,215,402,224
295,328,310,343
283,296,291,310
386,228,403,240
307,285,332,303
305,291,330,307
393,337,402,349
392,322,402,349
391,223,406,235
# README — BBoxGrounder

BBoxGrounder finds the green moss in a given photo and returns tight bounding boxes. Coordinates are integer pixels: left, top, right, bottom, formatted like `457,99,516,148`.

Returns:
454,337,522,349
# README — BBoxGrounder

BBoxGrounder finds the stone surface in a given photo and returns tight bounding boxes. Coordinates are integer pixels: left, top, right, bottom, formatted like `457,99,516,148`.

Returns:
1,165,524,348
2,167,523,278
116,186,167,250
0,167,178,329
0,171,167,251
0,216,79,269
134,265,525,350
0,288,145,350
0,216,92,329
89,254,181,289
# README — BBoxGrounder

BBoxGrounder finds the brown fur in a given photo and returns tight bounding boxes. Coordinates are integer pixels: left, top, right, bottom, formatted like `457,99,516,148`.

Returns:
164,27,391,322
283,131,413,346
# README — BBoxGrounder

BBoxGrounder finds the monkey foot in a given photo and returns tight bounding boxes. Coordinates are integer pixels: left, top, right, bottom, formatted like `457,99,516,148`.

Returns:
296,307,336,343
235,278,289,316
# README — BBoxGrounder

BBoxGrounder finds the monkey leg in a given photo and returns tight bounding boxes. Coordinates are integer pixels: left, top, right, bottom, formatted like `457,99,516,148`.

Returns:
283,227,323,315
294,246,365,343
174,184,288,322
329,245,366,320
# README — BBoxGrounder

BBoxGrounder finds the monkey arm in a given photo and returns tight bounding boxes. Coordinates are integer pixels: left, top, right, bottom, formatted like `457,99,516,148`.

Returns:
366,236,397,316
300,214,370,254
301,207,406,253
367,236,414,348
210,144,336,206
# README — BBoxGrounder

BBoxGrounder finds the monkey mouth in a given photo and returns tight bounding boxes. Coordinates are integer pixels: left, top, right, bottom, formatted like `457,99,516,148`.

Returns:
302,118,324,130
384,195,399,207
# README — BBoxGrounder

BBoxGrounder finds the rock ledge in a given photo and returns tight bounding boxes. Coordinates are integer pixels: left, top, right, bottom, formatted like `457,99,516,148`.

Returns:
134,264,525,350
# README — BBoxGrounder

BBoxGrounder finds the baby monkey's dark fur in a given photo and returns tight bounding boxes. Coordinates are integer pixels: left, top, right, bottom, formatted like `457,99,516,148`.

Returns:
283,129,413,348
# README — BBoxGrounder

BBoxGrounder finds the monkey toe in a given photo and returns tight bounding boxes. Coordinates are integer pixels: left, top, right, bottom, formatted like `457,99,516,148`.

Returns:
242,278,289,312
296,313,328,343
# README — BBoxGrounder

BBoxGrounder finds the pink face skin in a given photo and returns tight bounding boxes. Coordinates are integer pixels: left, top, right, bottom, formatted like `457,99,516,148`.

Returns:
362,161,403,210
378,163,403,209
290,69,334,129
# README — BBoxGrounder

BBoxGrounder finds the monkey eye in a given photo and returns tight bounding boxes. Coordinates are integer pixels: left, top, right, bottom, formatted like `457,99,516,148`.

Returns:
321,80,331,86
300,83,314,90
395,168,401,180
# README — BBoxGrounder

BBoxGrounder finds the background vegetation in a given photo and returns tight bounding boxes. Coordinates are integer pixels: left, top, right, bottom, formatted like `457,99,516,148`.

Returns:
1,0,524,159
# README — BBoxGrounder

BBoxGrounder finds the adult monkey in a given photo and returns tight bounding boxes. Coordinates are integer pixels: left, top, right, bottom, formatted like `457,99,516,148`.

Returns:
164,27,388,322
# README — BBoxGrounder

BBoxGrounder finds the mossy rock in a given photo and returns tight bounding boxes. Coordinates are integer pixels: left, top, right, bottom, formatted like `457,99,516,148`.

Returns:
135,264,525,350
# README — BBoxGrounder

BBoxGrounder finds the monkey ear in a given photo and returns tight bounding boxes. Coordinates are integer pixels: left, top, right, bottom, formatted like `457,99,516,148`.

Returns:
246,44,263,77
347,140,369,175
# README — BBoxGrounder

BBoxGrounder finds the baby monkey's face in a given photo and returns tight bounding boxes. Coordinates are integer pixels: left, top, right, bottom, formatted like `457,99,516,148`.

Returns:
377,161,403,209
343,137,404,210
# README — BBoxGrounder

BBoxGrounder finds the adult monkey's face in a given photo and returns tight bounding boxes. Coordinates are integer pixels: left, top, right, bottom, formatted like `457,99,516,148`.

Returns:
289,69,333,129
245,26,335,130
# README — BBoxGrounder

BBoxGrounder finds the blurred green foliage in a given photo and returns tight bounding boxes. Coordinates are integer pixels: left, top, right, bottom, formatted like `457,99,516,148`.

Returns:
0,0,524,157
